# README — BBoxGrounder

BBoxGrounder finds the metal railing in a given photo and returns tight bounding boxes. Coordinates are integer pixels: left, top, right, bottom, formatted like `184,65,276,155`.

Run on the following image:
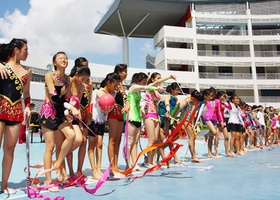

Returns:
259,96,280,103
252,29,280,36
199,72,252,79
255,51,280,57
197,29,248,36
196,29,280,36
257,73,280,79
198,50,250,57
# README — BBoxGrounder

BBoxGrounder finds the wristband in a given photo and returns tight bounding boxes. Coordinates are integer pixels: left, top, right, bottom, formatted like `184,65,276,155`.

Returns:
88,103,93,114
24,97,31,108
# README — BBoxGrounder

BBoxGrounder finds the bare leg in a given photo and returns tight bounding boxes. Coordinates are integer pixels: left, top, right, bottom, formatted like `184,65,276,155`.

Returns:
145,118,159,167
76,128,88,176
1,123,21,191
96,135,104,176
88,136,101,179
223,127,230,155
108,119,124,172
43,127,55,184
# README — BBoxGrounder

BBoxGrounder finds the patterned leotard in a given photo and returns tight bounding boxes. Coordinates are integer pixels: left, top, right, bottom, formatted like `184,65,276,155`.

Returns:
144,91,161,121
80,85,91,121
0,65,28,122
108,84,125,121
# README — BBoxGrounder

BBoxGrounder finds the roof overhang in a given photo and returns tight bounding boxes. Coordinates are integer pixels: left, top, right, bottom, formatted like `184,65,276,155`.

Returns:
94,0,266,38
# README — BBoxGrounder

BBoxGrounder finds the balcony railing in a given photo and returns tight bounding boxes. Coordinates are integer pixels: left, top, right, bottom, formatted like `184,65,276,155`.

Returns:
257,73,280,79
238,96,255,103
252,29,280,36
259,96,280,103
222,96,280,103
198,50,250,57
197,29,248,36
255,51,280,57
196,29,280,36
199,72,252,79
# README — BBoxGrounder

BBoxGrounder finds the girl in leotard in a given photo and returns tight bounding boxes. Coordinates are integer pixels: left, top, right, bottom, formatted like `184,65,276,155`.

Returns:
227,95,244,156
0,38,31,194
88,72,120,179
107,64,130,175
125,72,158,171
216,91,232,156
144,72,176,168
39,52,80,189
202,88,223,158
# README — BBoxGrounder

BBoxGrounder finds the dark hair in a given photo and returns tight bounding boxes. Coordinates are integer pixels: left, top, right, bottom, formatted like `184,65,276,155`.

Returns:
100,72,120,88
216,90,226,99
209,87,216,94
147,72,160,85
30,103,35,107
52,51,67,71
74,57,88,66
229,95,239,102
166,82,179,94
70,65,90,77
191,90,203,102
202,89,211,99
114,63,127,74
131,72,148,85
0,38,27,62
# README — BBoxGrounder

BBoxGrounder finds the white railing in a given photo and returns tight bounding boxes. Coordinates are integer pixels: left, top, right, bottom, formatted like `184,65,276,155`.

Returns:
255,51,280,57
221,96,280,103
197,29,247,36
252,29,280,36
199,73,252,79
197,29,280,36
259,96,280,103
198,50,250,57
257,73,280,79
238,96,255,103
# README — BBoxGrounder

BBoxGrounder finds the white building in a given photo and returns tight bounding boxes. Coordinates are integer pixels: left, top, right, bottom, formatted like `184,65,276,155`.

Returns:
95,0,280,108
25,0,280,109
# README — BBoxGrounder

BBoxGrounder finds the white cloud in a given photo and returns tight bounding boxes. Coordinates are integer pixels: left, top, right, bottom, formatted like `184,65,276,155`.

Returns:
0,0,121,58
140,40,160,56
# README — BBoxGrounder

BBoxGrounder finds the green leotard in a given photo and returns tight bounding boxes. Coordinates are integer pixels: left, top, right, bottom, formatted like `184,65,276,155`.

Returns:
128,92,141,122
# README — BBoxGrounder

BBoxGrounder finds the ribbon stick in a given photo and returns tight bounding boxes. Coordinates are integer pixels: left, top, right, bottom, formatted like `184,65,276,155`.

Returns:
122,113,129,159
25,113,31,197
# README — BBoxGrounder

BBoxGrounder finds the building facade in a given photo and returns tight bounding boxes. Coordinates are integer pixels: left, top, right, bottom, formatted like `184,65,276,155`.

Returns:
153,0,280,107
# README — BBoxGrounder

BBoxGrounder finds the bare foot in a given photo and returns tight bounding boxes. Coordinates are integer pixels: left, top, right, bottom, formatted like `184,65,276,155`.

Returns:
191,158,203,163
208,154,215,158
75,171,85,178
174,160,184,166
214,154,222,158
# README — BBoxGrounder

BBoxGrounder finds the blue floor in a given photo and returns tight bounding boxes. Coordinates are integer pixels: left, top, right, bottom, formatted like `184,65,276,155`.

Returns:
1,133,280,200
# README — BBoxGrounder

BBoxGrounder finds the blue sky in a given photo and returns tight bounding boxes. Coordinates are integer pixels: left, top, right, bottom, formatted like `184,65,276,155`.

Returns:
0,0,156,68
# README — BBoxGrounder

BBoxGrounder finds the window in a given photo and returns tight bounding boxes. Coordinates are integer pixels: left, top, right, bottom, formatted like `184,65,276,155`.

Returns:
219,67,233,73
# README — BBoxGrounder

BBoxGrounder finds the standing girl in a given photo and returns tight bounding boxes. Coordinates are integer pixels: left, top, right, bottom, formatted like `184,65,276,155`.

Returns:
227,95,244,156
144,72,176,168
39,52,80,189
107,64,130,174
125,72,157,171
66,57,93,179
88,73,120,179
0,38,31,194
202,88,222,158
216,91,232,156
